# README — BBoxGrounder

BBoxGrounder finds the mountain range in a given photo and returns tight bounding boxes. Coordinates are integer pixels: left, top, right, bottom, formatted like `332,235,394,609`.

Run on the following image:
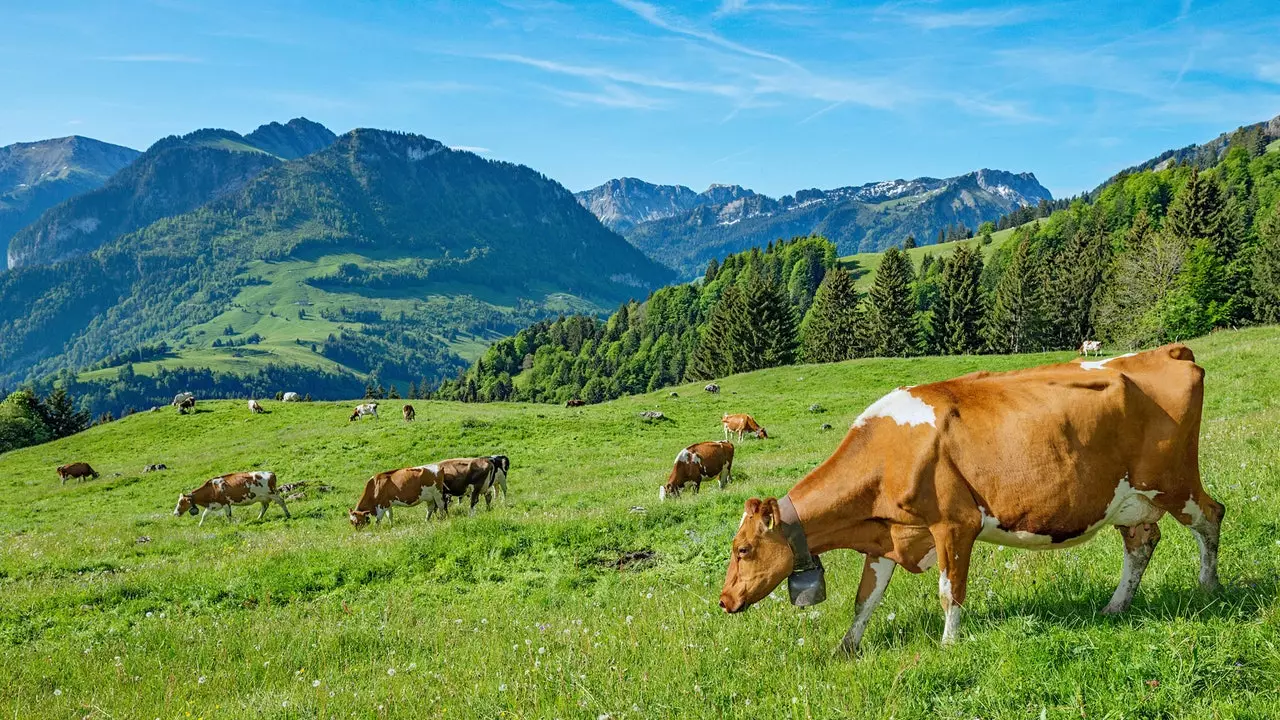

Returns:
6,118,336,270
0,121,671,406
576,170,1052,277
0,136,140,261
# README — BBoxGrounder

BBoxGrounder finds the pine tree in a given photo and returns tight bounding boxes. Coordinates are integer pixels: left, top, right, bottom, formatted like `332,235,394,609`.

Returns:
867,247,919,356
983,236,1047,353
1252,208,1280,323
39,387,89,439
387,384,401,400
742,272,798,369
786,253,821,315
903,234,917,250
936,244,985,354
800,268,866,362
1045,228,1109,349
704,257,720,283
688,285,749,380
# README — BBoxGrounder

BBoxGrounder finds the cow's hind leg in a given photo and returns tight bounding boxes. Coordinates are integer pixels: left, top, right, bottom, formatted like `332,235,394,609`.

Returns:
1184,494,1224,591
837,556,896,656
272,495,291,519
257,501,269,520
1102,522,1161,614
718,462,731,490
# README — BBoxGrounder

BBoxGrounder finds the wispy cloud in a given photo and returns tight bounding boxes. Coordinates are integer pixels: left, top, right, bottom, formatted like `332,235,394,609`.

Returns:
885,6,1033,31
541,82,664,109
480,52,741,97
1259,61,1280,85
449,145,492,154
714,0,811,17
96,53,204,63
613,0,801,68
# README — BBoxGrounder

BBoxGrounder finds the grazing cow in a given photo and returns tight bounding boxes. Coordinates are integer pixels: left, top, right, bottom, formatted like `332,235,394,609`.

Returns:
566,399,586,408
248,399,265,414
174,471,291,526
1080,340,1103,356
436,457,502,514
484,455,511,504
349,466,446,527
349,402,378,421
719,344,1224,656
403,404,416,421
660,441,734,501
722,413,768,441
704,383,720,393
172,392,194,407
177,396,196,414
282,392,300,402
56,462,99,484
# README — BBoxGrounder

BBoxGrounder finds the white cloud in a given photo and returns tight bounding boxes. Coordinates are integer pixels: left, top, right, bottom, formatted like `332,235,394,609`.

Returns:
714,0,811,16
881,5,1033,30
542,83,664,109
480,53,741,97
613,0,801,68
1259,61,1280,85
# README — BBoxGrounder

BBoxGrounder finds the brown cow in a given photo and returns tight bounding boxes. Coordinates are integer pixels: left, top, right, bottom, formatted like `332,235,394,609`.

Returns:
248,399,265,414
660,441,734,501
436,457,501,514
566,399,586,408
57,463,99,485
722,413,767,441
174,471,291,526
403,404,416,421
719,345,1224,655
177,396,196,414
348,466,446,527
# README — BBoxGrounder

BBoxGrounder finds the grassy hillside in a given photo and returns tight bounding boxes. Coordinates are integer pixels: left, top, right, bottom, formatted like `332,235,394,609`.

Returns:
841,224,1021,291
3,327,1278,718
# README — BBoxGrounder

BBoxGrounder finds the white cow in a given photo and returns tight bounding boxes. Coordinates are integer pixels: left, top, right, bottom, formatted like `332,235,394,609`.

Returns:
350,402,379,421
248,399,265,414
282,392,300,402
1080,340,1102,357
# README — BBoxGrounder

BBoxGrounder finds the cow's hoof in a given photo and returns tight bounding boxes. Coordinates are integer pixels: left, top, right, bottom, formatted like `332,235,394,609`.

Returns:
832,642,858,659
1099,603,1126,615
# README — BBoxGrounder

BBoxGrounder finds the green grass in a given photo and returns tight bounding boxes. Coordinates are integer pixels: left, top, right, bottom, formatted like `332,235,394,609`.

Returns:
841,225,1021,291
6,326,1279,718
1267,138,1280,154
78,253,606,381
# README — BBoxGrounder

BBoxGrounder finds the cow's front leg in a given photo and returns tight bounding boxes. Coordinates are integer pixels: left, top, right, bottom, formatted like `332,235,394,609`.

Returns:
224,505,233,522
931,523,978,645
198,506,212,526
469,487,482,515
837,555,896,656
257,501,269,520
1102,522,1161,614
274,496,291,519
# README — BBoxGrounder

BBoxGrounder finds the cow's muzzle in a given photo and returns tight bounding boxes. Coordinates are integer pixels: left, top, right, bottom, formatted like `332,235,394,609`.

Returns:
787,556,827,607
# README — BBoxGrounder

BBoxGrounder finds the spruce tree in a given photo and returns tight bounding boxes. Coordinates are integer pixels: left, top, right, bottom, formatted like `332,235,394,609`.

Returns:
39,387,89,439
983,236,1047,353
742,272,798,369
867,247,919,356
1045,228,1109,349
936,244,985,354
688,285,749,380
1252,209,1280,323
800,268,866,362
903,234,917,250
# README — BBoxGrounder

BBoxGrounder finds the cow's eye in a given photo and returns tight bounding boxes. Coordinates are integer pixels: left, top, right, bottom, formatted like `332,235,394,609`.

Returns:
737,545,751,557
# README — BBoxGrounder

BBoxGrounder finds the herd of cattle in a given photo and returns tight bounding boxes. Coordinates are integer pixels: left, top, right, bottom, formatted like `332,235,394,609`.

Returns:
52,341,1234,652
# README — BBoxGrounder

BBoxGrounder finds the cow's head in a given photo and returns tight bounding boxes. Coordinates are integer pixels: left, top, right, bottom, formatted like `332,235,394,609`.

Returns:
174,493,198,517
755,427,769,439
349,508,372,528
720,498,794,613
658,482,679,502
349,410,360,422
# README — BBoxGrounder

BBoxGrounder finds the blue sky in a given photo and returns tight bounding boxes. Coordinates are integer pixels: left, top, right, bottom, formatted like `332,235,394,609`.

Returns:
2,0,1278,198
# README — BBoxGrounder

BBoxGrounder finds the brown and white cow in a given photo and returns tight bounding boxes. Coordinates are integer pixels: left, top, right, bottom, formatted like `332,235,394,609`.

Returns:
174,471,291,526
348,465,446,527
177,396,196,414
485,455,511,504
719,344,1224,655
566,399,586,408
349,402,378,421
722,413,767,441
660,441,734,501
248,399,265,414
1080,340,1102,356
57,462,99,484
403,404,416,421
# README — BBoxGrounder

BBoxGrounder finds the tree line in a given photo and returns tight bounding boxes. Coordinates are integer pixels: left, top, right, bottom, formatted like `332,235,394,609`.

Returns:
437,137,1280,405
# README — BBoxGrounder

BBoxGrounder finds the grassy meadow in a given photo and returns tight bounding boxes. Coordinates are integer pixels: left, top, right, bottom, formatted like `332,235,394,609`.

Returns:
841,225,1021,292
4,327,1279,718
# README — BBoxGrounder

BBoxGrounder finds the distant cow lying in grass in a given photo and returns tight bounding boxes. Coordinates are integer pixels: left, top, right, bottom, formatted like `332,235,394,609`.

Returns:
57,463,99,484
174,471,291,526
566,399,586,407
350,402,378,421
349,466,446,527
660,441,734,501
718,344,1225,655
722,413,767,441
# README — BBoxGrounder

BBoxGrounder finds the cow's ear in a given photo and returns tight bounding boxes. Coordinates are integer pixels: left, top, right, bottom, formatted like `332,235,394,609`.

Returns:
762,498,781,531
743,498,762,516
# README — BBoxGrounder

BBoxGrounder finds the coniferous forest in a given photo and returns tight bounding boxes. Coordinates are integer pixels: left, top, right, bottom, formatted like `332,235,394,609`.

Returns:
438,133,1280,405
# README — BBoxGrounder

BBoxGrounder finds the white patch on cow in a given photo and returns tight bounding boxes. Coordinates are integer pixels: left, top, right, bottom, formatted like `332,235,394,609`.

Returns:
976,478,1162,551
738,511,749,529
1081,352,1136,371
659,486,667,502
938,569,954,603
844,556,896,651
1182,498,1206,528
917,547,938,571
853,389,936,429
412,463,441,475
416,483,444,510
675,448,696,465
942,605,962,644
